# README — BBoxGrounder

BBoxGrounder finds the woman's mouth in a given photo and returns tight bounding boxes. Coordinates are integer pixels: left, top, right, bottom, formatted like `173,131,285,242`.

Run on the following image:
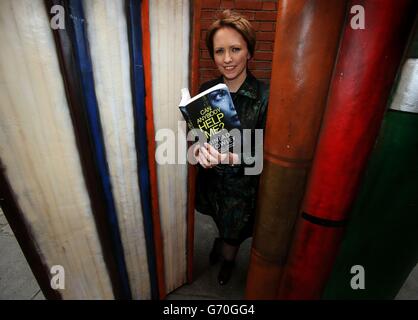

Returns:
224,66,235,71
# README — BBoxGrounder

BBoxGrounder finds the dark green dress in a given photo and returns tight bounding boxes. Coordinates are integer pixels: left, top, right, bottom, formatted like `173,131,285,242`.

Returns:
195,72,269,245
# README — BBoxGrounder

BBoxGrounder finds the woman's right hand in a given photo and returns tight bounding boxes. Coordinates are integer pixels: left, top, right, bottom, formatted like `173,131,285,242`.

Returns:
193,143,216,169
193,143,238,169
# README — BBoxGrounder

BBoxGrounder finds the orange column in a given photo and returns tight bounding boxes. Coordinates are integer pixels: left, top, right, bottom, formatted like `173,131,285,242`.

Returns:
246,0,347,299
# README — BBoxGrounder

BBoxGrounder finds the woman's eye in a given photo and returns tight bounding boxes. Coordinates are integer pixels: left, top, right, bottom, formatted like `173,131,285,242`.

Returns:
215,49,224,55
232,47,241,53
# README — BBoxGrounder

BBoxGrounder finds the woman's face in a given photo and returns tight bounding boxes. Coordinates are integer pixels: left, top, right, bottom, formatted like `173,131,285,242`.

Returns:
213,27,250,84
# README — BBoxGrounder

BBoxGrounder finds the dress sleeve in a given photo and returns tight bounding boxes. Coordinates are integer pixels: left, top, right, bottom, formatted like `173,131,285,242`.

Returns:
238,85,269,174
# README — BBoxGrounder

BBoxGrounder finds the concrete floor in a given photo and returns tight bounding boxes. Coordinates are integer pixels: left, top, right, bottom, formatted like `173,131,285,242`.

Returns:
166,212,251,300
0,207,416,300
0,208,45,300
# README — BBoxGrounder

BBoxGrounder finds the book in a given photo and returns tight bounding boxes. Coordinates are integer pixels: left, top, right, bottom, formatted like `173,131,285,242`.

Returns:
178,83,242,153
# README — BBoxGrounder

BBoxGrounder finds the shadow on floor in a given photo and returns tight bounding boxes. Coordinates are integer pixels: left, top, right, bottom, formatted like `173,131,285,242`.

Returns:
166,212,252,300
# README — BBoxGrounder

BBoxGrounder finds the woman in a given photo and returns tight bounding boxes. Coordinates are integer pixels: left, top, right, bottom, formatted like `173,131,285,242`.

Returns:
193,10,269,285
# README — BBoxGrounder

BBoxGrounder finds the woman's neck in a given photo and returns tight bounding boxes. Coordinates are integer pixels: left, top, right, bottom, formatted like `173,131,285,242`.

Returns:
223,69,247,93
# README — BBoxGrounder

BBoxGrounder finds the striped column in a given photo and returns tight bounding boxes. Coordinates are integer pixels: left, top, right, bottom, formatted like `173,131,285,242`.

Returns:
187,0,202,284
60,0,133,298
149,0,190,294
0,0,115,299
140,0,167,300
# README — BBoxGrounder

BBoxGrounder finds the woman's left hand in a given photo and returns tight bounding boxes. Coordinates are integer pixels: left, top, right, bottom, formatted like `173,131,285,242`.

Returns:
198,143,239,169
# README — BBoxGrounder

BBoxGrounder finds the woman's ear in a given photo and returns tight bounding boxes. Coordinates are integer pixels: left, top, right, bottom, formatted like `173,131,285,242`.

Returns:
247,52,251,60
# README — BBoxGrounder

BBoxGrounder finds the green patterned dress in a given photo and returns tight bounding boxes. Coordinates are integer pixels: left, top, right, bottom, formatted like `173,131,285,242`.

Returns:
195,72,269,245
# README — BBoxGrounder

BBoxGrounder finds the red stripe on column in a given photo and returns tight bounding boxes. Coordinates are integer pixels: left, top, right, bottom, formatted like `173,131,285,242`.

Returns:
141,0,167,300
186,0,202,284
279,218,345,299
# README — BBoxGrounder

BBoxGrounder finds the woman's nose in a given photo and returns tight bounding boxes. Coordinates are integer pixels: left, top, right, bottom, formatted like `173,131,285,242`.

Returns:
224,52,232,63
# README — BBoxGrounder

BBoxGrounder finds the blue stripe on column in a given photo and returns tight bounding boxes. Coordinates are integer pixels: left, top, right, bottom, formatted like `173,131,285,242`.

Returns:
126,0,159,300
66,0,132,299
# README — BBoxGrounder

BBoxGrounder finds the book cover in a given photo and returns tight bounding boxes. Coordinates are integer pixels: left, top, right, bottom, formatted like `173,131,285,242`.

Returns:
179,83,242,153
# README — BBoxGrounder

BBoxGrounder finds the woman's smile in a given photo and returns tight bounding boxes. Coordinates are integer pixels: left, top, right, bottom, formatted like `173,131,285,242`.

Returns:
223,65,236,72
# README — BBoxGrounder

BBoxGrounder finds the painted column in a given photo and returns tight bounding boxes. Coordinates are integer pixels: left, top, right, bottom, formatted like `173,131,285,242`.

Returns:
246,0,347,299
149,0,190,293
0,0,114,299
140,0,167,300
186,0,202,285
323,18,418,300
278,0,418,300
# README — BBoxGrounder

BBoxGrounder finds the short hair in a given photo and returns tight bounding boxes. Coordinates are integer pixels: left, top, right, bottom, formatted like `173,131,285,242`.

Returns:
206,10,256,60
